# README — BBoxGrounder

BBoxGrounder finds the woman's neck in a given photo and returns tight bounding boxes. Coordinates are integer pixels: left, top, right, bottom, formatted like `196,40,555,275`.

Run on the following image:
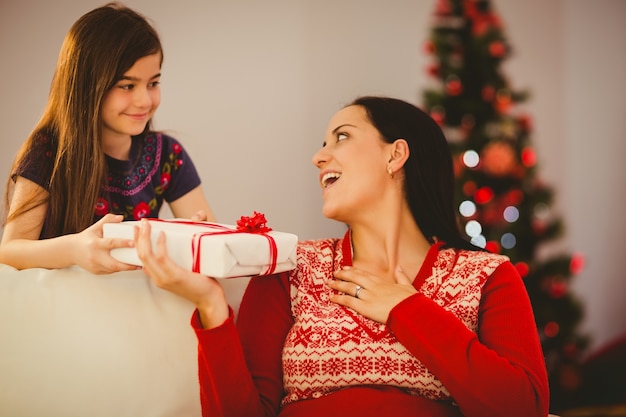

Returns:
348,208,431,282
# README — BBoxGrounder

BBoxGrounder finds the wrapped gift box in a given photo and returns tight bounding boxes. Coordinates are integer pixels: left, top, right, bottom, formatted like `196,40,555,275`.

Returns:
103,219,298,279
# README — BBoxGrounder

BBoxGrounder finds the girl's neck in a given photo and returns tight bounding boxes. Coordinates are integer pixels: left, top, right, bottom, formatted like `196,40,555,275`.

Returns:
102,134,132,160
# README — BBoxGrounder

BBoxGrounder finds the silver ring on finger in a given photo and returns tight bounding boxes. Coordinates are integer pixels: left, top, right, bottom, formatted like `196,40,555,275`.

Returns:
354,285,363,299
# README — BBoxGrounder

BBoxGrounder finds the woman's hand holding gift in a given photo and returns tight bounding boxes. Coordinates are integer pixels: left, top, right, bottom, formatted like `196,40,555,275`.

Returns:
134,219,229,329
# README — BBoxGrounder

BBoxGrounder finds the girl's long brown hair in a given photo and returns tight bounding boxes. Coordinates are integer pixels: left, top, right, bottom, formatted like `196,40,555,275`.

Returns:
3,3,162,238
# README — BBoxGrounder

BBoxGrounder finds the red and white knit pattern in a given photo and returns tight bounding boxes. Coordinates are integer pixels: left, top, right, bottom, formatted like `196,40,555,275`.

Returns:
281,238,508,405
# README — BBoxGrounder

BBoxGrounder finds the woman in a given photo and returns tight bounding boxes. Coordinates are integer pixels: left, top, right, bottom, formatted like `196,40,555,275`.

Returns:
135,96,549,416
1,3,214,274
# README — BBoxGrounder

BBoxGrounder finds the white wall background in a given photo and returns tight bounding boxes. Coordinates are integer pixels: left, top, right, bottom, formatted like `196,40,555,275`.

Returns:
1,0,624,353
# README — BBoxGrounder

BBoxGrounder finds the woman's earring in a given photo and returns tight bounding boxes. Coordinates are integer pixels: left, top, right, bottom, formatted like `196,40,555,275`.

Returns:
387,166,394,178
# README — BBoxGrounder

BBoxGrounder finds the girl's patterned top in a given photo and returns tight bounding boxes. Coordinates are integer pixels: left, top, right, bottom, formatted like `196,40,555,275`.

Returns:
15,132,201,227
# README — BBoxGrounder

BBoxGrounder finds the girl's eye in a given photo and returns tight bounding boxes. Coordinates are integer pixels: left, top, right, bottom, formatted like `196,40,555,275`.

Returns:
119,84,134,91
149,81,161,88
337,132,348,142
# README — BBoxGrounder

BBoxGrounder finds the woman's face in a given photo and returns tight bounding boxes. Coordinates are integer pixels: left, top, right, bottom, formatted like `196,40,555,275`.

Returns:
101,53,162,143
312,105,393,222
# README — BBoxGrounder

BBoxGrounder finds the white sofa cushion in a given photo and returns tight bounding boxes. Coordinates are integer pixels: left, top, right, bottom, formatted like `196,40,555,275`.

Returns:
0,264,207,417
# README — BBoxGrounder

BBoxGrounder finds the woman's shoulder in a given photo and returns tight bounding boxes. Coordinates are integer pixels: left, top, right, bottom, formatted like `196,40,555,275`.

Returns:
456,248,510,263
296,237,342,253
442,247,512,276
293,237,343,268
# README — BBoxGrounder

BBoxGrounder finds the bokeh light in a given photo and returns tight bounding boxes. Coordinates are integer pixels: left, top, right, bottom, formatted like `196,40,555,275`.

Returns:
463,150,480,168
501,232,516,249
503,206,519,222
465,220,482,237
470,235,487,248
459,200,477,217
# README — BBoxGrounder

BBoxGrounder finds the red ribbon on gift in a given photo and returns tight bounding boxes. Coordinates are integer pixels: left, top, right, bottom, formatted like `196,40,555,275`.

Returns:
147,217,278,276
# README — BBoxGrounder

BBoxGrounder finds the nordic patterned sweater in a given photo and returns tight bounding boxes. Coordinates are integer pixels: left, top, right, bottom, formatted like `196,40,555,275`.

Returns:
192,231,549,417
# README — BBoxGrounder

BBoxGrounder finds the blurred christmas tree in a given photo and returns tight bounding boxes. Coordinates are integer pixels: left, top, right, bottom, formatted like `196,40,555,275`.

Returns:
420,0,589,411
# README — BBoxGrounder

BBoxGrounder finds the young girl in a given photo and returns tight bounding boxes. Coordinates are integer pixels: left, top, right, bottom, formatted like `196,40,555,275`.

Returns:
0,3,215,274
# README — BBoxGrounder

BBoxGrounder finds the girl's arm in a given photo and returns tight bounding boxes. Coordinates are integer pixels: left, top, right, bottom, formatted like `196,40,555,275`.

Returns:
168,186,216,222
0,176,139,273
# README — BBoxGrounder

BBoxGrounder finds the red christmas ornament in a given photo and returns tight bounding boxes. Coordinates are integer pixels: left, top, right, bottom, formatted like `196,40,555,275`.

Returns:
445,77,463,96
474,186,494,204
517,114,533,132
481,204,501,225
484,240,500,254
461,114,475,132
570,253,585,274
434,0,452,16
488,41,506,58
481,141,517,177
495,89,512,113
453,155,465,177
464,0,479,19
430,108,445,125
515,262,529,278
563,343,579,359
559,364,582,391
544,321,560,338
482,85,495,102
463,180,477,196
532,218,547,235
504,189,524,206
464,0,501,36
521,146,537,167
548,277,568,298
423,40,436,54
426,63,440,77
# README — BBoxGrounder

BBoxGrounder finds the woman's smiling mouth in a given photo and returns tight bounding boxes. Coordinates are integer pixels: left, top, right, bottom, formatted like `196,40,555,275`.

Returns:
321,172,341,188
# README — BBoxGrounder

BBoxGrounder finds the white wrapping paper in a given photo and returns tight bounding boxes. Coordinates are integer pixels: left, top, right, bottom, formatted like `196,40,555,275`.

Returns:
103,219,298,278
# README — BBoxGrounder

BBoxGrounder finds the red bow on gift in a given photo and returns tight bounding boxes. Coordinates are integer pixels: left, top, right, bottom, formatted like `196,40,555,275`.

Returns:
236,211,272,233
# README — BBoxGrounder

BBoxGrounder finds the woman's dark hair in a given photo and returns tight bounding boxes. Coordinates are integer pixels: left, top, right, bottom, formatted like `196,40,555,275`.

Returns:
350,96,477,251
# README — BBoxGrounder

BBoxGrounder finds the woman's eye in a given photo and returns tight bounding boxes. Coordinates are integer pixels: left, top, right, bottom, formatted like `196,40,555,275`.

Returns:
149,81,160,88
337,132,348,142
118,84,134,91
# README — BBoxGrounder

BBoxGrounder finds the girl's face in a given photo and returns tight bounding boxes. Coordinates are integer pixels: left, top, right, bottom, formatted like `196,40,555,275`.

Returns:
312,105,393,223
101,53,161,143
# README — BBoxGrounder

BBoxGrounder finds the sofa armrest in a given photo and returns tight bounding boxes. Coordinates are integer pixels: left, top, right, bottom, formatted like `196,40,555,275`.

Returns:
0,264,201,417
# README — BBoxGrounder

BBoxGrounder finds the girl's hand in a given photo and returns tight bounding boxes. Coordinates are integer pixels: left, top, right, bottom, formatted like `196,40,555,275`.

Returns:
134,219,229,329
73,214,141,274
327,266,418,324
190,210,209,222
